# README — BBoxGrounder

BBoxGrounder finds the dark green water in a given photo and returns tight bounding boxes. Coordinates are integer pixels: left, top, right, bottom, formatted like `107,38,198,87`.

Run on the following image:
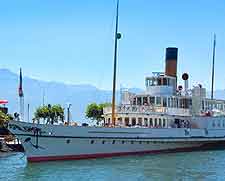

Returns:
1,151,225,181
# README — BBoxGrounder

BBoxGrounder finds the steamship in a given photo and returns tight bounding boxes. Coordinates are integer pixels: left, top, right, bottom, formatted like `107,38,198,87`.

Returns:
7,1,225,162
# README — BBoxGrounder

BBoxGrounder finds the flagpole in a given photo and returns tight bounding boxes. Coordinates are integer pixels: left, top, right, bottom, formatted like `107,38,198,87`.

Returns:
19,68,24,121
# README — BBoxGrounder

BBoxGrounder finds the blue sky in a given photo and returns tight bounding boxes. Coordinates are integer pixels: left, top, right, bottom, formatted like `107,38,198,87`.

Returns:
0,0,225,90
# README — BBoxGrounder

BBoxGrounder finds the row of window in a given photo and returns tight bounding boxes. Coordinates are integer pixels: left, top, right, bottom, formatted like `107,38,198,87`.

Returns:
212,120,225,128
89,140,199,145
107,117,168,127
132,96,191,109
145,77,176,87
91,140,162,145
202,101,225,112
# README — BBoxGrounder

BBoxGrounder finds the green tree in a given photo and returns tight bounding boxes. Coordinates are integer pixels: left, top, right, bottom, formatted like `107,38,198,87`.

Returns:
85,102,111,124
0,110,11,127
34,104,64,124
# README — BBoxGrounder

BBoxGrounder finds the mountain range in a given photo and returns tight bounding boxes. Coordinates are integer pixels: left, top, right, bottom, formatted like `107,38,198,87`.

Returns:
0,68,224,123
0,69,142,123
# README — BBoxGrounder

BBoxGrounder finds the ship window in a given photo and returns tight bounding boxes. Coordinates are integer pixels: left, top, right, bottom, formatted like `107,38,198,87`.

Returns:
125,117,129,126
132,118,136,126
144,118,148,127
163,119,166,127
172,98,176,108
138,118,142,126
145,79,148,87
149,118,153,127
163,78,167,85
218,121,220,127
153,79,157,86
163,98,167,107
157,78,161,85
112,140,115,144
102,140,105,144
149,79,153,86
133,98,137,105
168,98,171,107
66,139,70,144
122,141,125,144
91,140,94,144
154,118,157,127
118,117,122,125
150,97,155,104
137,97,142,105
143,97,148,105
156,97,161,105
159,118,162,127
108,118,111,124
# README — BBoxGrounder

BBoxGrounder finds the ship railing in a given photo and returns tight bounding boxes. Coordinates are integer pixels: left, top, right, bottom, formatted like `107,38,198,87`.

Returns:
103,105,190,116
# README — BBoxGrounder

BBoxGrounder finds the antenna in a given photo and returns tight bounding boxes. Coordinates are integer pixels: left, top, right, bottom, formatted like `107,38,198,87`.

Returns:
211,34,216,100
111,0,121,126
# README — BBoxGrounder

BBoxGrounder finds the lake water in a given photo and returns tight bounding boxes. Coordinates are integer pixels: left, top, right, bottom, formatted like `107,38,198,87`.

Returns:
1,151,225,181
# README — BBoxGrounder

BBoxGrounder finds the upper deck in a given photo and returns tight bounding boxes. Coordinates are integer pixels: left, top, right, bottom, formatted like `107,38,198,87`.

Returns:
103,47,225,123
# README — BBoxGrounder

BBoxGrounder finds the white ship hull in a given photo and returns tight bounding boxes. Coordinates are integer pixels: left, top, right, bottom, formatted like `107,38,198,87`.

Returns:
8,121,225,162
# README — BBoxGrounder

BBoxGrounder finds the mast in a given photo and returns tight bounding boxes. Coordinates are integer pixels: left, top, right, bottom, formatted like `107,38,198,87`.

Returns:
111,0,121,126
211,34,216,100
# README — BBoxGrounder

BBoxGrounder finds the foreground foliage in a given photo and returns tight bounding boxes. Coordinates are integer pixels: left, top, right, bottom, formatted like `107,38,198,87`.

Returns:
0,110,12,127
34,104,64,124
85,103,111,124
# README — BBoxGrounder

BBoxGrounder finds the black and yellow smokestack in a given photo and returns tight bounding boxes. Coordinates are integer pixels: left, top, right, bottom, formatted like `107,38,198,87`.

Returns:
165,47,178,77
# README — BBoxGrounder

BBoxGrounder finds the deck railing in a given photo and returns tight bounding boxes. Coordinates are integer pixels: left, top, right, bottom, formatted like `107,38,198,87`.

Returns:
103,105,190,116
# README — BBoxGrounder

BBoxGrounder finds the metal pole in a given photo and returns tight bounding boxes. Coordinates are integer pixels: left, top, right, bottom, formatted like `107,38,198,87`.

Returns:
111,0,120,126
27,103,30,123
42,88,45,106
211,34,216,100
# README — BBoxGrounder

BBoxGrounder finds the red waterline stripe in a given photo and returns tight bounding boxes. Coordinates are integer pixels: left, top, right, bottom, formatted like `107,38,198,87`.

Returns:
27,145,215,162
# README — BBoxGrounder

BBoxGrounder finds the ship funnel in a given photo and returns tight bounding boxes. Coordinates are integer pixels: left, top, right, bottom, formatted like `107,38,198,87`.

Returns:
165,47,178,77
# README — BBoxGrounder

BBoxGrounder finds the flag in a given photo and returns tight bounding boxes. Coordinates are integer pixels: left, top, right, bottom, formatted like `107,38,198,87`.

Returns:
18,68,24,97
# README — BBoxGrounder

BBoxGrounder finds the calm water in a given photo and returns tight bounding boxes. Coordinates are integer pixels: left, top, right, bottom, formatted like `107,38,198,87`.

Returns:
1,151,225,181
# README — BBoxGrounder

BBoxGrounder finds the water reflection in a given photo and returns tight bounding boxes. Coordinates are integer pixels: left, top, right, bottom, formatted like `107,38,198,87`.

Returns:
1,151,225,181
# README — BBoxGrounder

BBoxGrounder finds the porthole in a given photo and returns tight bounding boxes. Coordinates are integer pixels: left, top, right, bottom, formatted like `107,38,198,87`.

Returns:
66,139,70,144
218,121,220,127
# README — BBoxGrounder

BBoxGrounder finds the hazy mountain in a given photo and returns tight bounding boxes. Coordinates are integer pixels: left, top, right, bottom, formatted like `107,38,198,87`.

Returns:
0,69,142,123
0,68,224,123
